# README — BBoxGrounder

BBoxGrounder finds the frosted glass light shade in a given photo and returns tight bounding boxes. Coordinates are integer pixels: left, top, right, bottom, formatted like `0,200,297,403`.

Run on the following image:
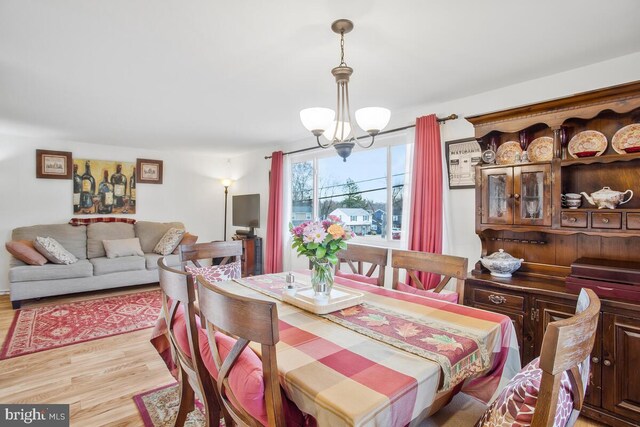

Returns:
323,121,352,141
355,107,391,133
300,108,335,132
221,178,232,187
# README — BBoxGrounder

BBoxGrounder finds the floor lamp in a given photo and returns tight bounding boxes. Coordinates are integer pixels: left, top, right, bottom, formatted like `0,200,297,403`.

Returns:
222,179,232,241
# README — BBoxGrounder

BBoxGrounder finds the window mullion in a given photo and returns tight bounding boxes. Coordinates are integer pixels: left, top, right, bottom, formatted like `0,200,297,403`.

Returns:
386,145,393,242
313,157,319,220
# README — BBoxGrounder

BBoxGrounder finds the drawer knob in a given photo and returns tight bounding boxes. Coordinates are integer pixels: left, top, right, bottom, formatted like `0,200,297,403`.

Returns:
569,217,577,223
488,294,507,305
591,356,600,364
514,193,520,200
602,217,609,224
603,359,612,367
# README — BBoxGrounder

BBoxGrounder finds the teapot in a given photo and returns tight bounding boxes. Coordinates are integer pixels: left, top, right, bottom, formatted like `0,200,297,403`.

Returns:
581,187,633,209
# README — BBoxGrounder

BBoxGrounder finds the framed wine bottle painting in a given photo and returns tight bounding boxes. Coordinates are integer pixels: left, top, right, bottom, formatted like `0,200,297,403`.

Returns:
72,159,137,215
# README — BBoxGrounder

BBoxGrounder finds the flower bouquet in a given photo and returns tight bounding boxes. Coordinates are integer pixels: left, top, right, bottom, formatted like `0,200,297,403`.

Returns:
290,216,354,298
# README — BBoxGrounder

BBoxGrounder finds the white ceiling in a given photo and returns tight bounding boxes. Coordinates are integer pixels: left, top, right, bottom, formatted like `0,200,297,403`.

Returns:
1,0,639,154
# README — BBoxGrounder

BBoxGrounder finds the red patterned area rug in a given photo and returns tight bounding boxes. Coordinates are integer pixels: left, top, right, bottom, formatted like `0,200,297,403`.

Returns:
134,383,210,427
0,290,161,359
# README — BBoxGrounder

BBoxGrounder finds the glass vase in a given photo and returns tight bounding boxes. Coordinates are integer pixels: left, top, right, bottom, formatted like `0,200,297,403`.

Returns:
310,259,334,299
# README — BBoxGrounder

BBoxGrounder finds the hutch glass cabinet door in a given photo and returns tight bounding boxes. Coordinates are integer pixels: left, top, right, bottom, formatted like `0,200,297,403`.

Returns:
481,168,513,224
514,164,551,226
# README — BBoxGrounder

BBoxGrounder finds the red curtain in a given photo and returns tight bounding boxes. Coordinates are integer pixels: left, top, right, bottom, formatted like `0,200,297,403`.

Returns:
265,151,284,273
408,115,443,288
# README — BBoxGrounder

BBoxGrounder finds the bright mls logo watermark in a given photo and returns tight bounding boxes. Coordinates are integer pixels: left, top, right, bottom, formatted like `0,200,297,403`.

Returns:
1,404,69,426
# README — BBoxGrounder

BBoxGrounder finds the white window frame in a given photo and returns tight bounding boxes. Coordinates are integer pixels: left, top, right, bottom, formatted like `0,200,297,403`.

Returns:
288,131,413,249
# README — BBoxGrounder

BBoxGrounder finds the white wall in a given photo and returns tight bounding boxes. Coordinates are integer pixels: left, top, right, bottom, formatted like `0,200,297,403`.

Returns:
0,135,229,292
235,51,640,270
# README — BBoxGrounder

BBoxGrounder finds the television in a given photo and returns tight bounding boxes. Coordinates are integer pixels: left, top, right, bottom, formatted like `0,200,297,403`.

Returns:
232,194,260,236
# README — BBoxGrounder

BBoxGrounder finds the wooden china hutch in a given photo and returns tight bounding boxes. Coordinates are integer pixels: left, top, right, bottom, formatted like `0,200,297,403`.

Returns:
464,81,640,427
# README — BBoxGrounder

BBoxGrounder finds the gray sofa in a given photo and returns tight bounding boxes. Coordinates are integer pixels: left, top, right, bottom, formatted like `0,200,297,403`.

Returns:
9,221,184,308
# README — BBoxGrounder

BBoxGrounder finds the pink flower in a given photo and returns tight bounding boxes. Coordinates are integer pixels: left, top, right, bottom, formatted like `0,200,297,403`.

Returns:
302,223,327,244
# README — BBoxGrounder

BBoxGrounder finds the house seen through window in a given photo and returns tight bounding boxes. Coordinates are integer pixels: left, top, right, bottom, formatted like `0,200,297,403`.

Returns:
290,140,410,243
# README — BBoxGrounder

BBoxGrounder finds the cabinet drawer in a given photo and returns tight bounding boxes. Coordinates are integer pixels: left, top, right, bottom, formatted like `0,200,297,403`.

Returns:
561,211,587,228
472,288,524,311
591,212,621,229
628,213,640,230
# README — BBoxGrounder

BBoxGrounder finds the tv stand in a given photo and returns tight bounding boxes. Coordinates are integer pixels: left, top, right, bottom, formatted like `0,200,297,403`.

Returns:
232,235,262,277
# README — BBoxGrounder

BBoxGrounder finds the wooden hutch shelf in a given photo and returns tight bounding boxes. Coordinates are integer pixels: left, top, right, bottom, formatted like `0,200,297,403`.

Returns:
465,80,640,427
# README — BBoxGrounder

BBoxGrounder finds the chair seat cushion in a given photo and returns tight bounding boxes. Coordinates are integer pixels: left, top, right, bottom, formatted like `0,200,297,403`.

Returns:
396,281,459,303
476,357,575,427
173,309,306,426
336,270,378,285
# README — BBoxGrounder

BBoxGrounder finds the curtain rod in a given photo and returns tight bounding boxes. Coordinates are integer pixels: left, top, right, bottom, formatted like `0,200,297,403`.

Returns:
264,114,458,159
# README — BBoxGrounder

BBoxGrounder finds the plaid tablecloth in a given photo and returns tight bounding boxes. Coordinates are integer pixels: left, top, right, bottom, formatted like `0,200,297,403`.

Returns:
223,271,520,426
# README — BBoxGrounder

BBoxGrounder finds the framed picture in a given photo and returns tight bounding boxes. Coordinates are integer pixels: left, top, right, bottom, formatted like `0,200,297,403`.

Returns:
136,158,163,184
36,149,72,179
73,159,136,215
445,138,482,189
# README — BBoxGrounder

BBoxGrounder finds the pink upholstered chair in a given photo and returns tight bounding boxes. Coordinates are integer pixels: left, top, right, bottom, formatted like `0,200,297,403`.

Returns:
477,288,600,427
390,249,468,303
157,257,221,426
335,243,388,286
196,275,308,427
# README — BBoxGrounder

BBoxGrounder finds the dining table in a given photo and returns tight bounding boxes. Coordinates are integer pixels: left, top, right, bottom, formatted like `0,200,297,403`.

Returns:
151,270,521,427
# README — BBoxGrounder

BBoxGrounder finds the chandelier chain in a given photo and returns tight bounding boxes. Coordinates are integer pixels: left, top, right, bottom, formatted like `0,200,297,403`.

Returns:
339,31,346,66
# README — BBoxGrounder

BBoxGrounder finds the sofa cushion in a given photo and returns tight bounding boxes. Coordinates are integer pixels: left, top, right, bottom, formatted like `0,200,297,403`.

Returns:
5,240,48,266
103,238,144,259
145,253,181,270
154,228,185,256
12,224,87,261
90,256,145,276
135,221,184,253
34,237,78,265
9,260,93,282
87,222,136,258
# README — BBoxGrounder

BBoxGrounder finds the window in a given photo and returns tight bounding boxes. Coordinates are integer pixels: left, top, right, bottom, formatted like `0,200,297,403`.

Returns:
289,134,411,245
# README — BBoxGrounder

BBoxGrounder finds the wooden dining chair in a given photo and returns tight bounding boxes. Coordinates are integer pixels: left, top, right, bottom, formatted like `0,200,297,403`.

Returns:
390,249,468,303
179,241,243,268
335,243,388,286
157,257,221,427
196,275,289,427
477,288,600,427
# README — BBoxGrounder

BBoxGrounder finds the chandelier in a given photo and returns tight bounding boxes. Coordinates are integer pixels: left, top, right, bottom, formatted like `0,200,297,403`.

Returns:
300,19,390,162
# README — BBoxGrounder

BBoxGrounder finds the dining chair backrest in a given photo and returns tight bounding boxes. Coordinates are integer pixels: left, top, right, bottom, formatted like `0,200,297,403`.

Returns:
335,243,388,286
157,257,220,426
196,275,286,427
391,249,468,298
532,288,600,427
179,241,243,268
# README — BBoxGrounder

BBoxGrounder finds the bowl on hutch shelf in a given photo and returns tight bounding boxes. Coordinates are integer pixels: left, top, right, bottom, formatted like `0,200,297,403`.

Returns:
480,249,524,278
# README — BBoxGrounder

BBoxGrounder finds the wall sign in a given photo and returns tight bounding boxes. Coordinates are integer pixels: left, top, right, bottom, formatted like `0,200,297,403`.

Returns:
445,138,482,189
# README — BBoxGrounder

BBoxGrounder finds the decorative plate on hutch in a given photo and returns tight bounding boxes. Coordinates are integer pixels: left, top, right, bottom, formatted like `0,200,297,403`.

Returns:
612,123,640,154
568,130,608,158
527,137,553,162
496,141,523,165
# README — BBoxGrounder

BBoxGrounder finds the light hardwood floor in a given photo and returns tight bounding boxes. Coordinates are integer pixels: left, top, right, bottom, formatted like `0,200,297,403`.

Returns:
0,287,604,426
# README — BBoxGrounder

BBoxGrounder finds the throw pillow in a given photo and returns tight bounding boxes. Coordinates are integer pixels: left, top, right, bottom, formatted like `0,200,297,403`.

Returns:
102,238,144,259
476,357,575,427
154,227,185,256
185,261,241,283
395,281,459,303
33,236,78,265
335,270,379,286
172,232,199,255
5,240,48,266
